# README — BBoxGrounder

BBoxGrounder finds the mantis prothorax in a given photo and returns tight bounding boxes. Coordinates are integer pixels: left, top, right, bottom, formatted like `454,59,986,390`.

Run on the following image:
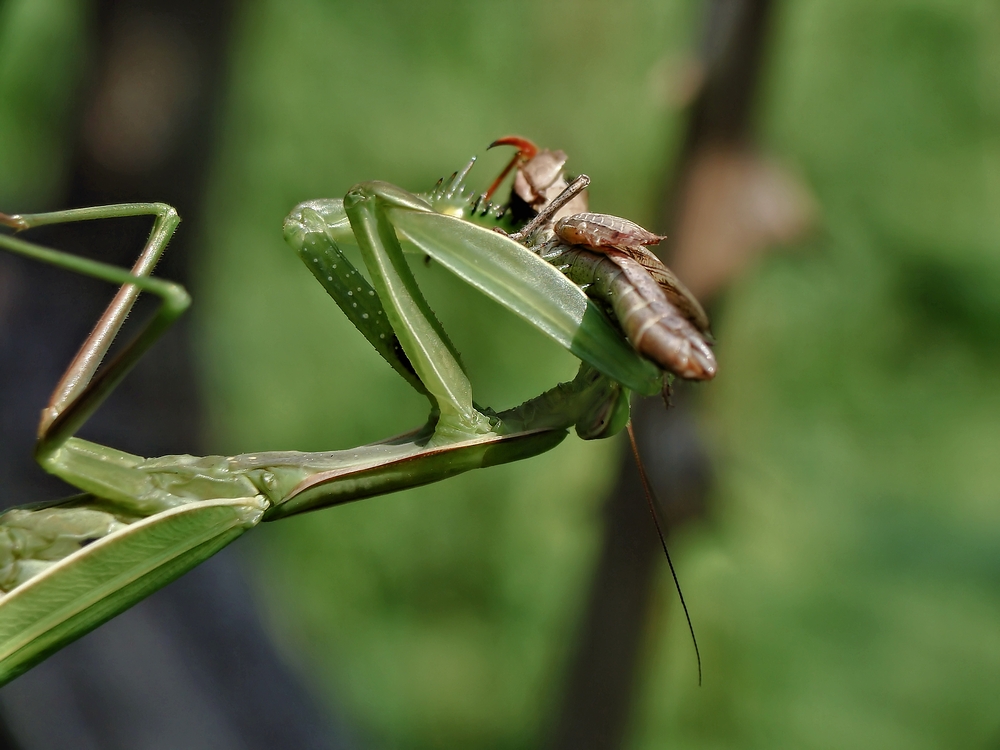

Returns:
0,140,712,686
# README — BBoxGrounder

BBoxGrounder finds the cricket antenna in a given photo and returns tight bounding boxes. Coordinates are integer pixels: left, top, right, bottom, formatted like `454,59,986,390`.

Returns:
627,420,702,686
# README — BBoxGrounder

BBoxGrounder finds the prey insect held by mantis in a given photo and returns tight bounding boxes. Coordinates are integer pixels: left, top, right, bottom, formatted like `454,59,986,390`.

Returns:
0,137,715,686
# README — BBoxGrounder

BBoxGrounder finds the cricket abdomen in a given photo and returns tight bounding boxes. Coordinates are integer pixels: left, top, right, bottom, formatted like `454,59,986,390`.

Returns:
554,212,666,252
541,243,716,381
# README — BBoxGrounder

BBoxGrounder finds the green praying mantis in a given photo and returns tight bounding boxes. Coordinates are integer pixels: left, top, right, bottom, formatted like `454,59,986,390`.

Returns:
0,137,715,687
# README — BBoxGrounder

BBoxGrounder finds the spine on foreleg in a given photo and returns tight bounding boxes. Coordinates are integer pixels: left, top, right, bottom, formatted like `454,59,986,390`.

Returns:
284,200,424,394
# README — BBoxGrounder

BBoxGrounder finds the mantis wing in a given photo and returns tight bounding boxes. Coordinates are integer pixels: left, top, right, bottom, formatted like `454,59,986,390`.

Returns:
388,207,663,396
0,496,266,686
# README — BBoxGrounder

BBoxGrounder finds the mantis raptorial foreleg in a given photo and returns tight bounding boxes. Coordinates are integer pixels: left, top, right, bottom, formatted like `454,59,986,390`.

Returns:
343,182,492,441
283,197,428,397
283,181,662,441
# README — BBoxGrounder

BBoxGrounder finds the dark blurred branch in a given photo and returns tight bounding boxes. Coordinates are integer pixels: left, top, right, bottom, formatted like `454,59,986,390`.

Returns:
679,0,774,153
546,3,777,749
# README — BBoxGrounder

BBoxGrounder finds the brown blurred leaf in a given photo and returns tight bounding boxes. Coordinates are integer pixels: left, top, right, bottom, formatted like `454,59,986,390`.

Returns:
670,144,816,301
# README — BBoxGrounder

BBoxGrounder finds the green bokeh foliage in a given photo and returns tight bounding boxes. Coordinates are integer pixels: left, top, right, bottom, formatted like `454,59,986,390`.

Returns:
1,0,998,748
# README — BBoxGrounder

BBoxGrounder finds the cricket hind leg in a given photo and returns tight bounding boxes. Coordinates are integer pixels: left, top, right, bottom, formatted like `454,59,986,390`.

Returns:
0,204,197,513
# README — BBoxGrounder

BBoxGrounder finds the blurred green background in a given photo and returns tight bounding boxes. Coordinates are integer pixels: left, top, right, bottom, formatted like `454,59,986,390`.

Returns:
2,0,999,748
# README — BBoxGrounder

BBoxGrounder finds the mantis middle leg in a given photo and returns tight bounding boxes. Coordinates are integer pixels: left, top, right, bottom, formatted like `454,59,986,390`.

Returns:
0,205,255,515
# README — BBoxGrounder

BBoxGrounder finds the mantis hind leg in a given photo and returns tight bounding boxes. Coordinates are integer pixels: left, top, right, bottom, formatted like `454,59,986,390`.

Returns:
0,204,194,513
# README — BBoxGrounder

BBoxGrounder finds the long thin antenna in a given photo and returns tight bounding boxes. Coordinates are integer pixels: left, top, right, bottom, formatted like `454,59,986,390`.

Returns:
627,420,702,686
